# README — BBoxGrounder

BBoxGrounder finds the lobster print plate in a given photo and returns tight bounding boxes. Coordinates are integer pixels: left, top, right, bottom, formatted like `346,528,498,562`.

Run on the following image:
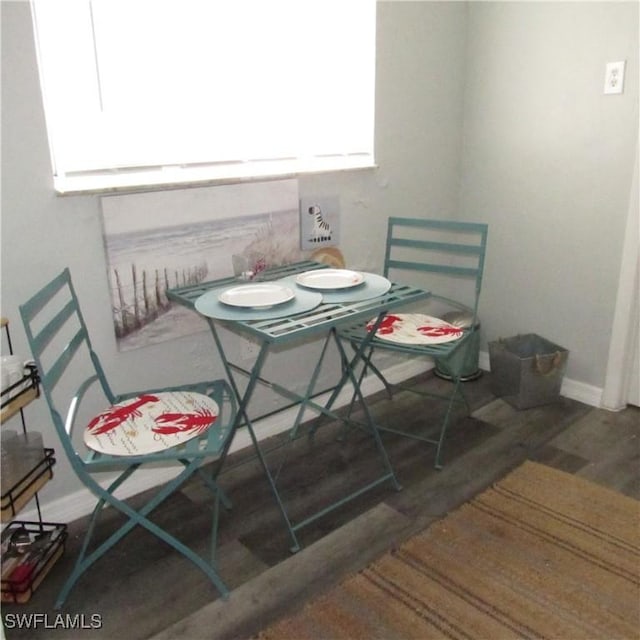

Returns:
83,391,219,456
367,313,464,345
295,269,364,290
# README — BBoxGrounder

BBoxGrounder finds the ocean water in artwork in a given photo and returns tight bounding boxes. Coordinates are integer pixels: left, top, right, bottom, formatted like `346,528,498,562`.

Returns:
104,209,304,350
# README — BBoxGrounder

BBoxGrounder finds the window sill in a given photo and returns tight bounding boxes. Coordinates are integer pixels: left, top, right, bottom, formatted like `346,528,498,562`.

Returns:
53,157,377,196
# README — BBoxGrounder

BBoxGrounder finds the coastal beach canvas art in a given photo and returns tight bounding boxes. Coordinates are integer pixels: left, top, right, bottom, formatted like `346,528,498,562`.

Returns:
101,179,302,351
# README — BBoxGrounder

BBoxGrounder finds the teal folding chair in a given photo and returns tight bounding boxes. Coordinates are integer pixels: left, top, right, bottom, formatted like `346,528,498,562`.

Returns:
339,218,488,469
19,268,237,609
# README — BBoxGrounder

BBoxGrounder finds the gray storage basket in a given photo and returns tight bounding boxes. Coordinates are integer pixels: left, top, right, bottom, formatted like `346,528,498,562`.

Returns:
488,334,569,409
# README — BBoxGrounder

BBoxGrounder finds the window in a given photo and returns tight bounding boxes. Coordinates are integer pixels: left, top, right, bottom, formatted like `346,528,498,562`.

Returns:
30,0,377,194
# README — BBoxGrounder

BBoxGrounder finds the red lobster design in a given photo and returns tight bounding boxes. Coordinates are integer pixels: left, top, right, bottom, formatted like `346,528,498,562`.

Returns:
416,324,462,338
87,394,160,435
366,314,402,335
152,409,217,436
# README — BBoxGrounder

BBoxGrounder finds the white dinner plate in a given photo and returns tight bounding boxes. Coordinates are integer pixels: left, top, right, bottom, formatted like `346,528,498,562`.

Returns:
295,269,365,290
218,283,295,308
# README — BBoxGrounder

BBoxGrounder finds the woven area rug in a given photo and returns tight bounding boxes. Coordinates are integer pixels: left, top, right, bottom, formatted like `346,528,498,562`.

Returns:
259,461,640,639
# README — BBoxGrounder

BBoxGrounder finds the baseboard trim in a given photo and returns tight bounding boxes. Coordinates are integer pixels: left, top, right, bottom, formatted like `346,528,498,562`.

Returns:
479,351,603,408
19,353,604,525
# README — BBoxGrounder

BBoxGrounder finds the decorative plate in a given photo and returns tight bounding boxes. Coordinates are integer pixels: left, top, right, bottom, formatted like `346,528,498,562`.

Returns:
295,269,364,290
83,391,219,456
310,247,346,269
367,313,464,345
218,283,295,308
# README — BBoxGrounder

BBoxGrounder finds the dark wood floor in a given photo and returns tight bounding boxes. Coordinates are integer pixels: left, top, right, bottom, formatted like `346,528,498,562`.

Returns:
3,371,639,639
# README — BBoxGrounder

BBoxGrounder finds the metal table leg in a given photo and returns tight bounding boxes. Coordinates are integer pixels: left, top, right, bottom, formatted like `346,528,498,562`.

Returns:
207,320,302,552
206,313,402,552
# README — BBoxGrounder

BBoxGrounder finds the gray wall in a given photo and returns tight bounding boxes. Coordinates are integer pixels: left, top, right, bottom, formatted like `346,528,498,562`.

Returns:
460,1,638,389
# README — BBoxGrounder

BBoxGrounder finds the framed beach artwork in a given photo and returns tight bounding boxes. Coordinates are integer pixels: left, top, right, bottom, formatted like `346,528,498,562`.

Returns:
100,179,304,351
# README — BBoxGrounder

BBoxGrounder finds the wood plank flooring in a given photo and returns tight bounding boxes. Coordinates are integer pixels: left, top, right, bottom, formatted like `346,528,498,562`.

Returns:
2,371,638,640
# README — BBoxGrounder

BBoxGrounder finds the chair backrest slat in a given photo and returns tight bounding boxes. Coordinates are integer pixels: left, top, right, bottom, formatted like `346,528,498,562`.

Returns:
389,237,485,257
19,268,69,320
386,259,481,279
30,298,79,358
387,216,487,233
44,328,86,390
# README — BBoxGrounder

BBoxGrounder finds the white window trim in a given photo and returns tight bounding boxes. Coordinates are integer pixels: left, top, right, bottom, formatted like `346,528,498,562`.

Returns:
53,155,377,195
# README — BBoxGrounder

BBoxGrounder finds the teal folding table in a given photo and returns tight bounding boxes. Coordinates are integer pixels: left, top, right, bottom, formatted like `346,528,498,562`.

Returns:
168,261,429,552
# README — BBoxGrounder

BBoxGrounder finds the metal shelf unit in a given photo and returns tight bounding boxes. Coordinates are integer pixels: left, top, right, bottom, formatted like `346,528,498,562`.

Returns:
1,318,67,603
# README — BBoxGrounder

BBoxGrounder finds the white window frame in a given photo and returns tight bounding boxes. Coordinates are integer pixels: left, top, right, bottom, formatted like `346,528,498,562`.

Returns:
30,0,377,194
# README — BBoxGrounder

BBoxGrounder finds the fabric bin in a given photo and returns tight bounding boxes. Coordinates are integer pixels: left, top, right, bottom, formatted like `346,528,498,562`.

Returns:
488,334,569,409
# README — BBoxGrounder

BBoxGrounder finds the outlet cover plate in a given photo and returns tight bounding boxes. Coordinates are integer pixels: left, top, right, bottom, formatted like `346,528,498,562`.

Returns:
604,60,626,95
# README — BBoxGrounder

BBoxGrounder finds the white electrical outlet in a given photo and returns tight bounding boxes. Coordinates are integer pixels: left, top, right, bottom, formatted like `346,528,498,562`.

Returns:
604,60,626,95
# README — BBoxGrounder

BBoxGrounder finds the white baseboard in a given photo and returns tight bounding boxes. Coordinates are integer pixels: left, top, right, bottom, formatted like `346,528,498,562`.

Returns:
479,350,603,407
560,377,603,408
19,353,604,525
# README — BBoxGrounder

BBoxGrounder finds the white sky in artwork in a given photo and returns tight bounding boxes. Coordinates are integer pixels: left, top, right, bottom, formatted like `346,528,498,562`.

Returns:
101,180,299,235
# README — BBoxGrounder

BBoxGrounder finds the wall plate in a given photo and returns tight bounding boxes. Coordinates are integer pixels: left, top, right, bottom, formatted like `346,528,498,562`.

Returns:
604,60,626,95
